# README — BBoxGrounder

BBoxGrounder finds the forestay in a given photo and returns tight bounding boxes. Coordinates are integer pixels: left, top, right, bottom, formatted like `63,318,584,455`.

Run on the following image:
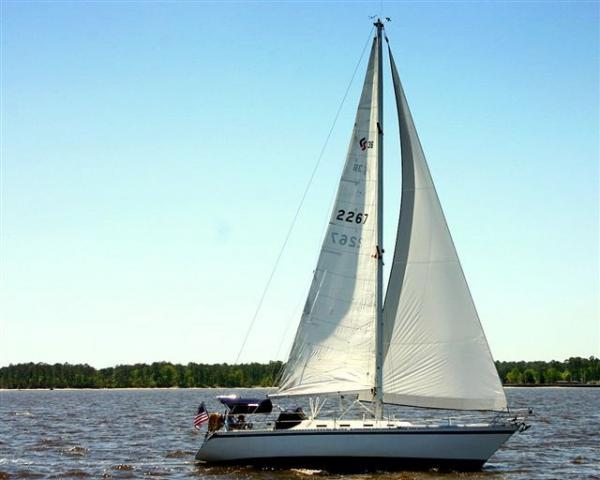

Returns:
362,46,507,411
275,37,382,398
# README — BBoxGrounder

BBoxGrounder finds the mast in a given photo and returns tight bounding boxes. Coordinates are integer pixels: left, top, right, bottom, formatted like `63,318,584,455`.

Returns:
374,18,385,420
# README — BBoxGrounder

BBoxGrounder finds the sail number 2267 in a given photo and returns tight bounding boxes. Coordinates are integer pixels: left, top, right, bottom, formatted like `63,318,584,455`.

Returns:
336,210,368,224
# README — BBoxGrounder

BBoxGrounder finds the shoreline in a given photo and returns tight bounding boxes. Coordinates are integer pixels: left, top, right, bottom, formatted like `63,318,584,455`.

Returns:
0,386,274,391
2,384,599,391
504,383,600,388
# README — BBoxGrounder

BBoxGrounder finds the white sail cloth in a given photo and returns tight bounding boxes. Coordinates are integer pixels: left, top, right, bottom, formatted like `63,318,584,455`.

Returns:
361,47,507,411
274,35,506,411
274,38,382,398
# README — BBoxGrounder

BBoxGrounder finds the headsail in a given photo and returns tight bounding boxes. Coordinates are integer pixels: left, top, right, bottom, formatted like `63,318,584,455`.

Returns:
365,46,507,411
274,36,382,398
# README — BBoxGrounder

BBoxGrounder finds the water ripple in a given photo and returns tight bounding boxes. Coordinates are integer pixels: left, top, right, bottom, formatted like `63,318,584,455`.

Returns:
0,388,598,479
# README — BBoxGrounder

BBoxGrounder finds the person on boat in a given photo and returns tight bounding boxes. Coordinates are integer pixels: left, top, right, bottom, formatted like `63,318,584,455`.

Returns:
237,414,249,429
225,414,239,430
207,413,224,432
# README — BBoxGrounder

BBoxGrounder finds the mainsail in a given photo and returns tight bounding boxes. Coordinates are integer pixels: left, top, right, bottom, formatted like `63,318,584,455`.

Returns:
367,47,507,411
276,36,382,397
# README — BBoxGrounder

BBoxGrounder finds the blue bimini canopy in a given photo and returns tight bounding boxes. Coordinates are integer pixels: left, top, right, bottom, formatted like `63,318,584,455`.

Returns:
217,395,273,414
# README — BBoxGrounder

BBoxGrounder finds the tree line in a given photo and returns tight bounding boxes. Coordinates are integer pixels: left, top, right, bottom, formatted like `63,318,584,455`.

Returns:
0,361,283,389
0,357,598,389
496,356,599,385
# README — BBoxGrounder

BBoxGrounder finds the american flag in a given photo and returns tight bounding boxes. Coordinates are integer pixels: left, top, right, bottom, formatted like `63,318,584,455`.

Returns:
194,402,209,429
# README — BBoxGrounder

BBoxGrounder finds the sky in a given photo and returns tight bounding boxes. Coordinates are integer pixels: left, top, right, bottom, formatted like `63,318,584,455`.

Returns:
1,1,598,368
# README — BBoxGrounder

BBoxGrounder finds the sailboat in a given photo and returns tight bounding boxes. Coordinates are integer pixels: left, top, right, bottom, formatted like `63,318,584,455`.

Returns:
196,20,529,471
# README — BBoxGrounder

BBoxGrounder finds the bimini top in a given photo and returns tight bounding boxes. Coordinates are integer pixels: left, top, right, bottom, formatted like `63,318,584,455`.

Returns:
217,395,273,414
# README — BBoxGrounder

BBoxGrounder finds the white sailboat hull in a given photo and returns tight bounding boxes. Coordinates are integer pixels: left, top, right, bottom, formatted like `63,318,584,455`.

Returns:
195,424,518,471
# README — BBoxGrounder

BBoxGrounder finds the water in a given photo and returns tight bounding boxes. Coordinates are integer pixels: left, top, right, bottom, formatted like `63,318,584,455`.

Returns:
0,387,598,479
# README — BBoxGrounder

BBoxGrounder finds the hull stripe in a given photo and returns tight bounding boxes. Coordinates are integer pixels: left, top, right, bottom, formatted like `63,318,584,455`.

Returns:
206,427,517,440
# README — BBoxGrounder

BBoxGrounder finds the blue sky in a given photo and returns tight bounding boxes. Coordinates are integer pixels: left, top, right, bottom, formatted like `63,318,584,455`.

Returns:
1,1,598,368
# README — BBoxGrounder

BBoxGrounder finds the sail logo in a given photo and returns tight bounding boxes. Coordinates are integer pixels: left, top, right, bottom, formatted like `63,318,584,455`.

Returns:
359,137,374,151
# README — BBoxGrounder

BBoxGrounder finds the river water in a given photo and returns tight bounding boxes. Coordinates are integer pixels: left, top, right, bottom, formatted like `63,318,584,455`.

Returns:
0,387,598,479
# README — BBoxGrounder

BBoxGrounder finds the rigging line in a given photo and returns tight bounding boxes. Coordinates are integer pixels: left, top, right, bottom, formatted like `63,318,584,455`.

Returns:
234,26,376,365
